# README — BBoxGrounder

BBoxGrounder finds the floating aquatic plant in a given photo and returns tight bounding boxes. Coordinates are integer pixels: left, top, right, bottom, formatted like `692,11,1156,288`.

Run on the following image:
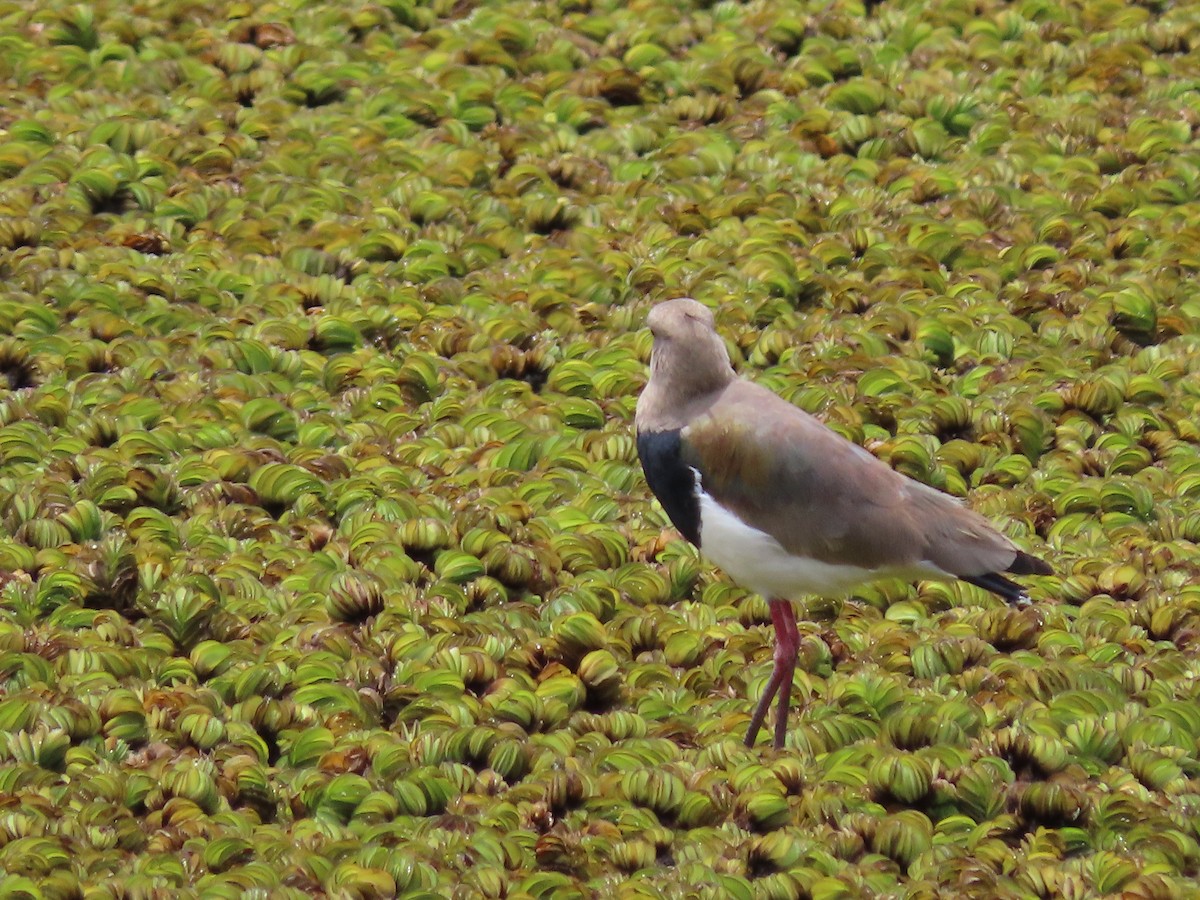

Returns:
2,0,1200,893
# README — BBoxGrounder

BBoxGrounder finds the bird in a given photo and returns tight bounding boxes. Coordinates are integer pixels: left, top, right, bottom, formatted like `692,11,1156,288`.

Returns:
634,298,1052,750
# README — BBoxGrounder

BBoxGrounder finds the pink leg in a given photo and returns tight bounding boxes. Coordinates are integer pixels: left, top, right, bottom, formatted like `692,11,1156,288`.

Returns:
744,598,801,749
772,599,800,749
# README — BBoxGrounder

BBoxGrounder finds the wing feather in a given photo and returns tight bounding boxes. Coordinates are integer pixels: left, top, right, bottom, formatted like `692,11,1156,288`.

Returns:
681,380,1024,577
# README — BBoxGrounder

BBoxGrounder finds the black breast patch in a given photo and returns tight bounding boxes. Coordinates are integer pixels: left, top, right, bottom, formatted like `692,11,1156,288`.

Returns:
637,429,701,547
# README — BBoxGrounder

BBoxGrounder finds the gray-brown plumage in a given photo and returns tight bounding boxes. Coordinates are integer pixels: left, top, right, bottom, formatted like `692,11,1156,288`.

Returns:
635,298,1051,749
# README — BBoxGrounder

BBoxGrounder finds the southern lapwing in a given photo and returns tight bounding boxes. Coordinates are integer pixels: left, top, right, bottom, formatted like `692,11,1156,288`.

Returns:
635,298,1052,749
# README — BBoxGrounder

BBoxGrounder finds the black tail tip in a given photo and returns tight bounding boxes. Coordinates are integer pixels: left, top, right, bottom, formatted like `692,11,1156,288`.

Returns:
961,572,1028,605
1009,550,1053,577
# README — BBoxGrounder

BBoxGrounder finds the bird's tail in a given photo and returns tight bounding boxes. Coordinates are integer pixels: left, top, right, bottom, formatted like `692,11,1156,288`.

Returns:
961,551,1051,606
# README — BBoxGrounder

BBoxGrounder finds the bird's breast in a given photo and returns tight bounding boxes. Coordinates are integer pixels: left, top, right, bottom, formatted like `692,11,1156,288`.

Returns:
636,429,702,545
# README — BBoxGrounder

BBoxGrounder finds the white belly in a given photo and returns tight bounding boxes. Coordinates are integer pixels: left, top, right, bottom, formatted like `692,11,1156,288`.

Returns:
696,483,942,599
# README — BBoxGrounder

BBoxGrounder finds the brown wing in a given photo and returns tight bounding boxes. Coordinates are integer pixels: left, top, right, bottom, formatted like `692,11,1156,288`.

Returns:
680,380,1028,577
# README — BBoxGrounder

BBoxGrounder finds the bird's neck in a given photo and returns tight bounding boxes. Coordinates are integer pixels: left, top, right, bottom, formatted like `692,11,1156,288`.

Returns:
650,344,735,389
637,370,735,432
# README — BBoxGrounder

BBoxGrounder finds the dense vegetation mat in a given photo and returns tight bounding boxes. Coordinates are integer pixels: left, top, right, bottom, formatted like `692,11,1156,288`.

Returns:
2,0,1200,896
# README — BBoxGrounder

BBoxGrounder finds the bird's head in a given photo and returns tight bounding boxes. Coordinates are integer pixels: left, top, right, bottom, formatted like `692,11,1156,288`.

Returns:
644,298,735,400
647,297,716,340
